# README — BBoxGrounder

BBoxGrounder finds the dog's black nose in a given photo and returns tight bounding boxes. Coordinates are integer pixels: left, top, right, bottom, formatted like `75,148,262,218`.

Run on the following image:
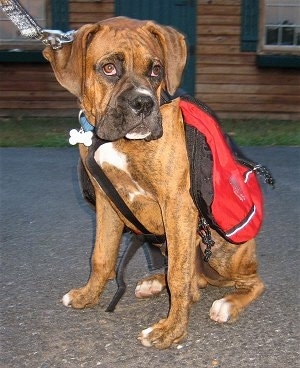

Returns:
130,95,154,117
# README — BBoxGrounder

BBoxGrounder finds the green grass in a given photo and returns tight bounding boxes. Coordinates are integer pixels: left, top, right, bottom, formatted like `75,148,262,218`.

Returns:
0,117,76,147
221,119,300,146
0,116,299,147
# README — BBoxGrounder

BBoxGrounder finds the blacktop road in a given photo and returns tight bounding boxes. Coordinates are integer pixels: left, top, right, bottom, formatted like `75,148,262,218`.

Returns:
0,146,299,368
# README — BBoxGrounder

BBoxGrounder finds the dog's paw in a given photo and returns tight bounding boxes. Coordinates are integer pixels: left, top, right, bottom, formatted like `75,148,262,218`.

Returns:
61,288,99,309
139,327,154,347
135,274,166,299
62,293,72,307
209,298,231,323
138,319,187,349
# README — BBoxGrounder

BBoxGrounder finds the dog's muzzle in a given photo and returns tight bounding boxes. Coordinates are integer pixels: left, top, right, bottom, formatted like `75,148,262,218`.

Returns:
96,88,163,142
125,94,155,139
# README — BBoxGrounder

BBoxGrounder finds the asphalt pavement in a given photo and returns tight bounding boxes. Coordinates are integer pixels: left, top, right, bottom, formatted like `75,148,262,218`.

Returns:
0,146,299,368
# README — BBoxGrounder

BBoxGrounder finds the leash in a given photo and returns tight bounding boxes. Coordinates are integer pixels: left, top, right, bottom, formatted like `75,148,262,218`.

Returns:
0,0,75,49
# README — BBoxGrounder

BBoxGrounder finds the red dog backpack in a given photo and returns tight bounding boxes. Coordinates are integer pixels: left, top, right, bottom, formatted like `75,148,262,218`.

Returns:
81,92,274,247
180,95,274,244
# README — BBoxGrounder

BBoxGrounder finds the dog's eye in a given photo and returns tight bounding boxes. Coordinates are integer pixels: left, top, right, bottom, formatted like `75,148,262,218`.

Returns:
151,65,162,77
102,63,117,76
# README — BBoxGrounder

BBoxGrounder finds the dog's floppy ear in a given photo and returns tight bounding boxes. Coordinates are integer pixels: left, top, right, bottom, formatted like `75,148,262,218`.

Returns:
43,23,100,97
144,22,187,95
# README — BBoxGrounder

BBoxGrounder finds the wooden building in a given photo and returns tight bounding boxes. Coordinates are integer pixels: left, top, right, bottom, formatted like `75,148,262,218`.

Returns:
0,0,299,119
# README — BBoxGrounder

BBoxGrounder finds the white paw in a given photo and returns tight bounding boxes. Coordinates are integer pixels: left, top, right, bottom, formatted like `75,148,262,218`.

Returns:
62,292,71,307
135,279,164,299
209,298,231,323
139,327,153,347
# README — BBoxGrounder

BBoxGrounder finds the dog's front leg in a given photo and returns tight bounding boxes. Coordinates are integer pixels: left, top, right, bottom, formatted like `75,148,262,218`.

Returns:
62,193,124,309
139,198,199,349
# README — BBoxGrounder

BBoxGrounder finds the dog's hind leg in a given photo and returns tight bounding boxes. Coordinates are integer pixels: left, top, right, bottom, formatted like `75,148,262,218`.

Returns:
208,238,265,323
62,193,124,309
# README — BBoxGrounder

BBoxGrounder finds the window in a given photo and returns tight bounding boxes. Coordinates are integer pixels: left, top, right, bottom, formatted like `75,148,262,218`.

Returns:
259,0,300,54
0,0,69,62
241,0,300,67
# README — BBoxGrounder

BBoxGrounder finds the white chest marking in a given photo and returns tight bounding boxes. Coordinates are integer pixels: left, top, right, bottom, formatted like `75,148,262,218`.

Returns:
94,142,148,202
94,142,128,172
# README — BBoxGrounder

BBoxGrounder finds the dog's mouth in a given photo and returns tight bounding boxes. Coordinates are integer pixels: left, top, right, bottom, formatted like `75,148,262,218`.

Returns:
125,123,151,140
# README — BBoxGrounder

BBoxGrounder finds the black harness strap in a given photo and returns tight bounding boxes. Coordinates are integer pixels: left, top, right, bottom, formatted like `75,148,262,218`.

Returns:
85,139,166,245
105,232,143,312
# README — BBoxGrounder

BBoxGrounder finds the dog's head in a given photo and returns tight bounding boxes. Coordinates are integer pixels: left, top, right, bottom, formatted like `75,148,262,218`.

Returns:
43,17,187,141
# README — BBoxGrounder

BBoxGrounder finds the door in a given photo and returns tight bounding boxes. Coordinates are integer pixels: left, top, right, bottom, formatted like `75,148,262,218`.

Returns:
115,0,196,95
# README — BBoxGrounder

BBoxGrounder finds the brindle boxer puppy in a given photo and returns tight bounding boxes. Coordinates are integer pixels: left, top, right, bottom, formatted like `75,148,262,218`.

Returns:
43,17,264,349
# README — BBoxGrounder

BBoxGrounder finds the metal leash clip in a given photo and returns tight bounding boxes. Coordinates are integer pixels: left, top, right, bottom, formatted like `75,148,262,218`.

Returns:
38,29,75,50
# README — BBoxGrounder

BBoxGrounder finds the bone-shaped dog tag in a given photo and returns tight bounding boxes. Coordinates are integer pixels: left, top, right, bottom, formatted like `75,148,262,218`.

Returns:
69,128,93,147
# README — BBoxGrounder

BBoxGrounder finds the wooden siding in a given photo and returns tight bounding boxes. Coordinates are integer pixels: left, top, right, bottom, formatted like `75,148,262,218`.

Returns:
0,63,77,115
0,0,299,119
69,0,114,29
196,0,300,119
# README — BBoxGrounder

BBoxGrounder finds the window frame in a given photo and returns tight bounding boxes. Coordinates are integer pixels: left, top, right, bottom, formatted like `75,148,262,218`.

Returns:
0,0,69,63
241,0,300,68
258,0,300,55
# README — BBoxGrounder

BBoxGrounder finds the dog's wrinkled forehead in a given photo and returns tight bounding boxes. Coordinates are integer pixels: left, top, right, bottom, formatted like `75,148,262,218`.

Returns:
87,27,164,75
